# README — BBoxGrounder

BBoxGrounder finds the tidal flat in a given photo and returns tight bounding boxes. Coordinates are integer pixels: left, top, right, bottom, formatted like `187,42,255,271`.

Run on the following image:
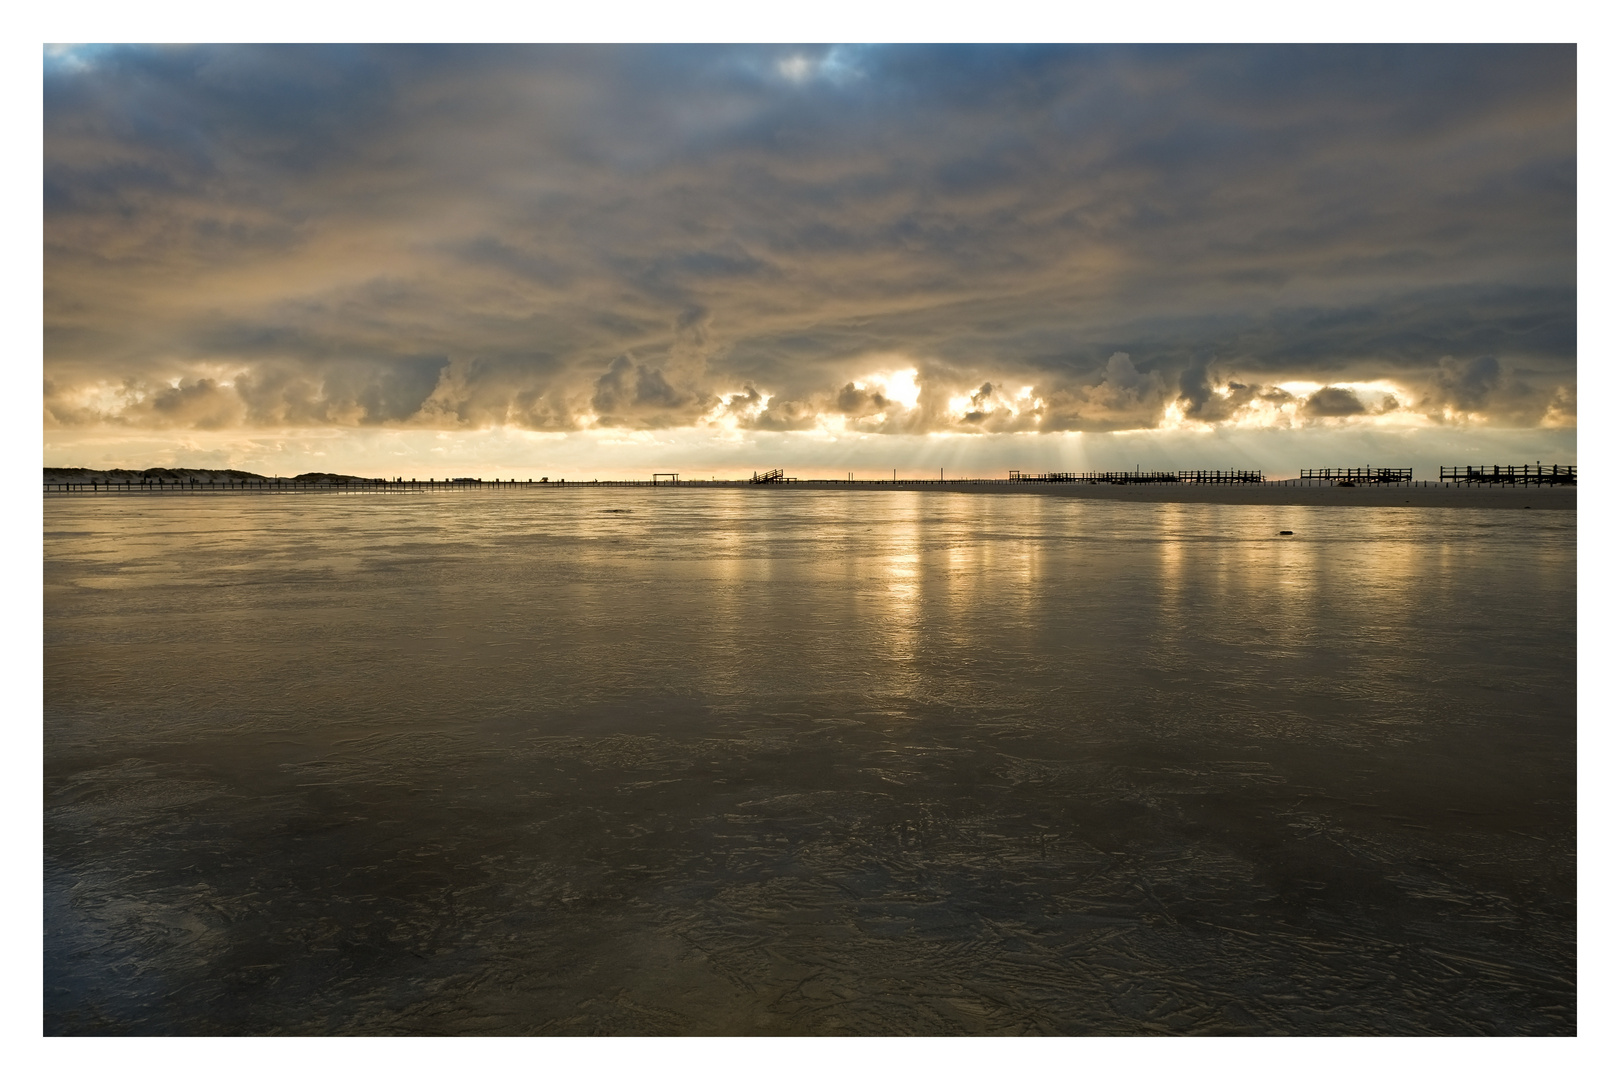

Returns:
44,489,1575,1034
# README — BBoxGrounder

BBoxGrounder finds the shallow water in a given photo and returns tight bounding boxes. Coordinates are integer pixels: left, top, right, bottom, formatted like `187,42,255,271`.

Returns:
44,489,1575,1034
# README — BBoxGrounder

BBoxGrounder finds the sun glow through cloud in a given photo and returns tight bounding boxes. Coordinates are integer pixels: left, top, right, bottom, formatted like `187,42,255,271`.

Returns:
875,370,920,411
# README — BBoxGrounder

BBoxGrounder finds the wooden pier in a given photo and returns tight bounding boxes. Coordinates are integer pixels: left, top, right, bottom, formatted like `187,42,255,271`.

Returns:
1007,469,1188,484
1177,470,1263,484
1301,467,1414,484
1007,469,1261,484
1439,464,1575,486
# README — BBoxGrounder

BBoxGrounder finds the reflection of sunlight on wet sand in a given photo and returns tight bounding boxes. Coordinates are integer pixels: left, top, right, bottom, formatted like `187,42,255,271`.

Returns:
1259,518,1319,656
873,493,924,699
942,509,991,631
1132,504,1559,701
1143,503,1201,695
975,496,1042,656
1261,507,1428,657
797,495,879,697
1155,503,1189,633
696,490,751,703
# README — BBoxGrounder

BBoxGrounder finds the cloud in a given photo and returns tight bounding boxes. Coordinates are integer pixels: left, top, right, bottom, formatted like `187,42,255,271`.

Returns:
1435,355,1502,412
1302,386,1368,418
44,45,1575,461
746,397,821,432
1030,353,1173,432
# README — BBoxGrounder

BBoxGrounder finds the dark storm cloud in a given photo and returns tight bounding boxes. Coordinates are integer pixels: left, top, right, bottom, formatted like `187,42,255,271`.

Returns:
590,354,715,428
44,44,1575,435
1302,387,1368,418
1437,355,1503,411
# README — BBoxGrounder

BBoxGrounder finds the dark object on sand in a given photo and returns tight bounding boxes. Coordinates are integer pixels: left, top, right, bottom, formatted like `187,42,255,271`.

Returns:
1279,530,1294,535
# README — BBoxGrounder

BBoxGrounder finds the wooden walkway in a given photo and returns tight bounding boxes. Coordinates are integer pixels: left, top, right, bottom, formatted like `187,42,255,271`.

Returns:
1439,464,1576,486
1301,468,1414,484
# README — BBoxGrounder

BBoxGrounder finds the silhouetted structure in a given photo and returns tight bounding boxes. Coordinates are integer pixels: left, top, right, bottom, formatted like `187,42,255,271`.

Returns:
44,463,1580,494
1441,464,1575,485
1178,470,1263,483
1009,470,1184,483
1301,468,1414,484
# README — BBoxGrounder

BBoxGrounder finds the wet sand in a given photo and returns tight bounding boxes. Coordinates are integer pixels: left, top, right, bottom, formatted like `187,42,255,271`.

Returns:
781,481,1576,510
45,491,1575,1034
43,480,1575,511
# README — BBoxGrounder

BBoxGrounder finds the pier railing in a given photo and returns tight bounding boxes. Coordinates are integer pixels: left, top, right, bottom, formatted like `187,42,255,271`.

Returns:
1439,464,1575,486
1008,470,1188,483
1177,470,1263,484
1007,470,1260,484
1300,468,1414,484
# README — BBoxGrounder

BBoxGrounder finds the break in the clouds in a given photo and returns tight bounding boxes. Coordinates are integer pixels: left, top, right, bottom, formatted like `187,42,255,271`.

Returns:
44,45,1575,472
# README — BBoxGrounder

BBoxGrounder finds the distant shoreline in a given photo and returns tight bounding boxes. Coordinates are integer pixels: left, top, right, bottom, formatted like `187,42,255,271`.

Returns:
43,469,1574,510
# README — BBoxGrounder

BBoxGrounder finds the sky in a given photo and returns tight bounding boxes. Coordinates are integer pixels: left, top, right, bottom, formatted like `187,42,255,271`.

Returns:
42,44,1576,479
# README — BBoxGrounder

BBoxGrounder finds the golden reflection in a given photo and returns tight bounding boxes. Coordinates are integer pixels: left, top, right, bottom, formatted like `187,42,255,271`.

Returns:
872,492,924,698
1156,502,1188,613
695,489,752,703
992,496,1042,634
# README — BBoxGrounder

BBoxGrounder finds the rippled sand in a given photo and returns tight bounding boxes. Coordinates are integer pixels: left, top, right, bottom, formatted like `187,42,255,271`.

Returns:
44,489,1575,1034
